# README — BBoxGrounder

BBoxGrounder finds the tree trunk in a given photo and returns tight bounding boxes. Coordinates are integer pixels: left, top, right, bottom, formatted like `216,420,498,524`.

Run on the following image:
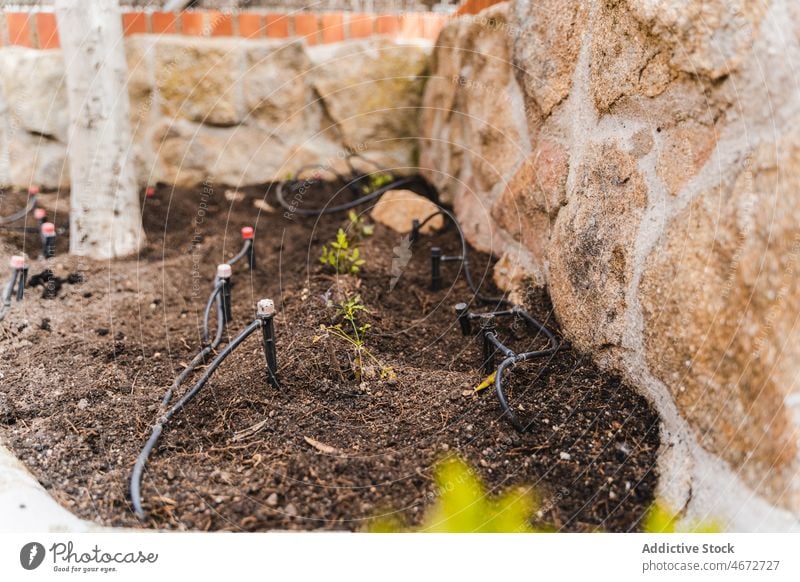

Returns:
54,0,144,259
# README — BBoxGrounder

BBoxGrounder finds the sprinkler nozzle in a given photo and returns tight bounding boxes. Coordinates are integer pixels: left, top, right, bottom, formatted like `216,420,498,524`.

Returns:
256,298,279,387
41,222,56,258
257,298,275,317
145,186,156,198
216,263,232,279
430,246,442,291
28,185,40,196
34,208,46,222
240,227,256,269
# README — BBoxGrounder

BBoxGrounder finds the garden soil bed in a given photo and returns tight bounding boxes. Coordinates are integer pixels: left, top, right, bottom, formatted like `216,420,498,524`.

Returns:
0,181,660,532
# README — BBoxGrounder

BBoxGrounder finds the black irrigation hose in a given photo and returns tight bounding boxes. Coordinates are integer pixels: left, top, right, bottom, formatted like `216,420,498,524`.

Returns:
275,175,417,217
202,282,224,345
417,208,510,308
490,310,559,432
161,293,225,407
0,195,36,225
131,319,263,520
227,238,252,268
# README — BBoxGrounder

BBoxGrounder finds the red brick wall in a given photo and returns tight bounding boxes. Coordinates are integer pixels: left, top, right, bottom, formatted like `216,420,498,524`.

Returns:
1,10,448,50
456,0,505,16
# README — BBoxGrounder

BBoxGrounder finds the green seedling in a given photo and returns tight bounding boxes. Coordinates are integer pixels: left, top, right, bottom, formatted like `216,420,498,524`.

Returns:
369,456,540,533
320,228,365,275
319,294,393,381
362,172,394,194
347,210,374,239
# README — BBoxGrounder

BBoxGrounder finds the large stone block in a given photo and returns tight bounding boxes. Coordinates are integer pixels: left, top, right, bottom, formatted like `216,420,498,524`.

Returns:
152,120,286,187
243,40,314,139
309,38,429,154
154,36,244,127
0,47,69,142
640,138,800,511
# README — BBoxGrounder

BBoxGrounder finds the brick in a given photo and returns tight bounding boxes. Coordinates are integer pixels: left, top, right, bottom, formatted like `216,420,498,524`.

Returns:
208,12,233,36
122,12,148,36
181,12,205,36
36,13,59,49
294,13,318,45
238,13,263,39
151,11,177,34
7,13,32,47
349,13,373,39
320,13,344,44
375,15,401,37
265,13,290,38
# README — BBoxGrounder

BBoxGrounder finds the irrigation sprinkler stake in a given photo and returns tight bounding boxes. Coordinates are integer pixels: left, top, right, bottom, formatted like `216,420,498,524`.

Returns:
479,314,498,375
216,264,233,324
430,246,442,291
8,255,28,302
241,226,255,270
41,222,56,258
34,207,46,227
257,299,279,387
455,302,472,336
410,219,421,246
145,186,156,198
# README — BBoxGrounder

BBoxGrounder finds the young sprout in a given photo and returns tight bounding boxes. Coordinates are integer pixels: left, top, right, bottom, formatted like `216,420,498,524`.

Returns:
320,294,394,381
347,210,374,239
319,229,365,275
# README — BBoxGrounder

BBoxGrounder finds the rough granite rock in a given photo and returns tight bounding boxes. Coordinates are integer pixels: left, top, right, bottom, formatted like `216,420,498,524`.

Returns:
370,189,444,234
421,0,800,529
308,38,429,161
420,2,528,255
155,36,244,127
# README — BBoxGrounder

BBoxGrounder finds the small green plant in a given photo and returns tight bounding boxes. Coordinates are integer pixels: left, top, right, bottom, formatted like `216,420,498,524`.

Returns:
369,456,540,533
362,172,393,194
347,210,374,239
319,228,365,275
642,501,720,533
320,294,394,381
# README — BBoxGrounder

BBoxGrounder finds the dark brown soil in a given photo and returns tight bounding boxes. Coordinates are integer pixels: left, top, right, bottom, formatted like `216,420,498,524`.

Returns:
0,182,660,532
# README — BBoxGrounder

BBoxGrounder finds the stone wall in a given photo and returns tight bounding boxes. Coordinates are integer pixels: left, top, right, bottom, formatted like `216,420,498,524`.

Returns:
420,0,800,530
0,34,430,189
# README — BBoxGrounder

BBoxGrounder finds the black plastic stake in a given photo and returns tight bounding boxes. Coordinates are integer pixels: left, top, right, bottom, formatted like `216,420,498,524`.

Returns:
455,302,472,336
480,314,497,375
410,219,421,246
430,246,442,291
241,227,255,270
257,299,279,387
217,264,233,324
16,264,28,301
41,222,56,258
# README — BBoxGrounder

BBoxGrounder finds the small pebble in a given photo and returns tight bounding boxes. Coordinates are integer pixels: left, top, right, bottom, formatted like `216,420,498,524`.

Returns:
559,452,571,461
77,398,89,410
284,503,297,517
266,493,278,507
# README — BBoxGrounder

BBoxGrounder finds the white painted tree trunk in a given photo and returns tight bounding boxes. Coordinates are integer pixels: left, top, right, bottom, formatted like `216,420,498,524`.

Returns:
54,0,143,259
